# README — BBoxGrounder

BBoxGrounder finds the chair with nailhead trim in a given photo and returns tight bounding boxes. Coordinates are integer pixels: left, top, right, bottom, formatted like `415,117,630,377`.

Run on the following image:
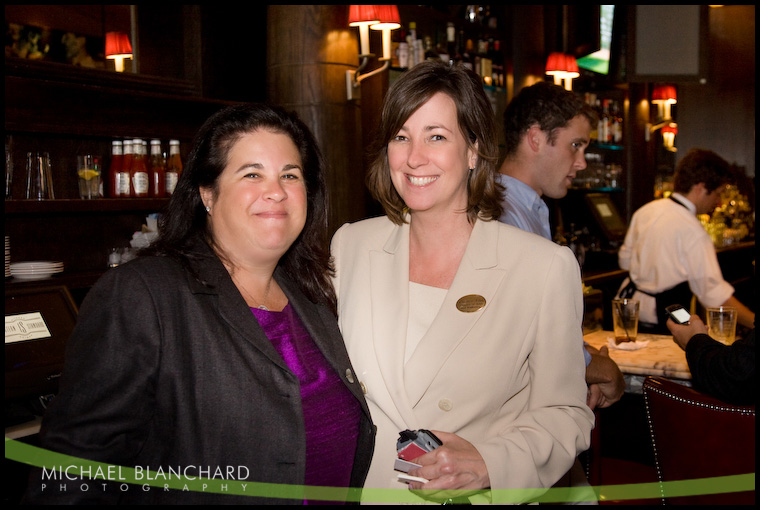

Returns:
643,376,755,505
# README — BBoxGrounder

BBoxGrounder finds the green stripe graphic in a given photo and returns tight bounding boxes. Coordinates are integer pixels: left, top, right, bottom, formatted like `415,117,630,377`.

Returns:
6,437,754,503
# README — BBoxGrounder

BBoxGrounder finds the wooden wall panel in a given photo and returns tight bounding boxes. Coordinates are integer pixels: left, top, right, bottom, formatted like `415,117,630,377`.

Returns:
266,5,369,235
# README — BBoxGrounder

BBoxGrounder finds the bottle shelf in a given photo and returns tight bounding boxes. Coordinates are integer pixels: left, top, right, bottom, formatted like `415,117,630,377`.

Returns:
569,186,624,193
5,198,169,215
590,142,624,151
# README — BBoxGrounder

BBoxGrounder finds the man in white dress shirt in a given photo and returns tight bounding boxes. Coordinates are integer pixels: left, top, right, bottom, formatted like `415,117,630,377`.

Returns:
617,148,754,333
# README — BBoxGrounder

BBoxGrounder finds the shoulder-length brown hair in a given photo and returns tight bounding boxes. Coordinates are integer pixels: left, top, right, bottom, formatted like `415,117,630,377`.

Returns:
366,60,503,225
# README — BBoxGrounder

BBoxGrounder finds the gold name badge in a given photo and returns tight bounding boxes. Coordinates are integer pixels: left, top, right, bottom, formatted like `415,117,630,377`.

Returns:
456,294,486,313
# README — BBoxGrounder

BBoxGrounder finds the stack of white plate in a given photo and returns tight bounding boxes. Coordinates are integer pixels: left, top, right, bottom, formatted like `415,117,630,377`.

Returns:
4,237,9,279
10,260,64,281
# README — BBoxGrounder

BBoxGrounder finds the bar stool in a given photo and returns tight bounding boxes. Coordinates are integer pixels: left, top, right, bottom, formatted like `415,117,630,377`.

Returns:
643,376,755,504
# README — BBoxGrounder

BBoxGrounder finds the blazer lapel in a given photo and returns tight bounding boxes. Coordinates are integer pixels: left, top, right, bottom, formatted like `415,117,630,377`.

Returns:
404,219,506,406
369,221,420,425
187,241,290,371
276,269,326,354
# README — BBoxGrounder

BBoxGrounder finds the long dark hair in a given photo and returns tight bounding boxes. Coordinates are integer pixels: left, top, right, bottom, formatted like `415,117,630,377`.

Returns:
143,103,336,310
366,60,503,225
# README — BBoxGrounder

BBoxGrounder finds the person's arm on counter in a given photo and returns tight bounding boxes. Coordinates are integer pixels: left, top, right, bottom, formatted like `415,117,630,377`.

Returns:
721,295,755,329
667,316,756,405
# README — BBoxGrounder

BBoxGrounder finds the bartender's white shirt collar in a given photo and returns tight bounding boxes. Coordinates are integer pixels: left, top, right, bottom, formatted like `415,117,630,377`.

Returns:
670,192,697,215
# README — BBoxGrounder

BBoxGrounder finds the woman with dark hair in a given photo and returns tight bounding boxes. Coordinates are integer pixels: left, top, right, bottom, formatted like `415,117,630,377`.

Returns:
25,103,374,505
331,61,594,503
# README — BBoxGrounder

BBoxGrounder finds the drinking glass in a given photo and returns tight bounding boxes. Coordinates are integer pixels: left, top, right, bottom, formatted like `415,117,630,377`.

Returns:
25,152,54,200
5,142,12,199
706,306,737,345
77,154,101,199
612,298,639,344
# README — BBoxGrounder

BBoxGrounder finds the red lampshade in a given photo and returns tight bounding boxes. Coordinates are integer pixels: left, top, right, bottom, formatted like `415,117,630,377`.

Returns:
563,54,579,77
349,5,379,57
105,31,133,72
546,52,578,90
652,85,677,104
369,5,401,31
545,52,567,75
349,5,400,60
105,31,132,57
546,53,578,77
661,123,678,149
349,5,380,25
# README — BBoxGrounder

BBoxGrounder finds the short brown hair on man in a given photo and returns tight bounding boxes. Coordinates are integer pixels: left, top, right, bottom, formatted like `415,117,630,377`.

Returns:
673,148,733,194
502,81,598,157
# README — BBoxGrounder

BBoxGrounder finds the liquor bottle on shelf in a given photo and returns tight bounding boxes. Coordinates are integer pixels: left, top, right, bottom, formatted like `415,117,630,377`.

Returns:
464,5,478,23
445,22,457,65
461,37,475,71
406,22,419,68
477,38,488,56
593,99,603,143
120,139,134,197
423,36,439,62
166,140,183,196
130,138,149,198
589,111,599,142
149,139,167,198
451,30,464,66
397,38,410,69
435,32,449,65
599,100,611,144
488,39,504,88
392,28,405,68
477,38,493,85
611,100,623,144
485,5,498,30
108,140,124,198
414,38,424,68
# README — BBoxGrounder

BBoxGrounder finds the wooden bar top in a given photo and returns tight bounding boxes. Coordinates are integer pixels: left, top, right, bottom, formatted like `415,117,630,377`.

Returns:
584,329,691,381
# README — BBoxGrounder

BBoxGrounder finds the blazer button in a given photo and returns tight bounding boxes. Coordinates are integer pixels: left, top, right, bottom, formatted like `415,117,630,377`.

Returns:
360,382,367,394
345,368,355,384
438,398,453,412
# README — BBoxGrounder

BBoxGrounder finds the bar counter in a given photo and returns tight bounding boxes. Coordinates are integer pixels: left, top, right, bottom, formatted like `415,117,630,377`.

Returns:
583,329,691,393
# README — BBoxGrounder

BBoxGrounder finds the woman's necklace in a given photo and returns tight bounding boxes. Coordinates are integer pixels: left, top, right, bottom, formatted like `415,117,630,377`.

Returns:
235,275,274,311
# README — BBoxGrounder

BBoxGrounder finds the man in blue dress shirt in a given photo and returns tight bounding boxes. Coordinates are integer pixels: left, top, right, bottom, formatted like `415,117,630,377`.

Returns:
499,81,593,240
498,80,626,502
498,81,624,410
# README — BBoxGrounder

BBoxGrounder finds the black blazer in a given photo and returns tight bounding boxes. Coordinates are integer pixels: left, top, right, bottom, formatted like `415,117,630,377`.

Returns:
24,240,375,504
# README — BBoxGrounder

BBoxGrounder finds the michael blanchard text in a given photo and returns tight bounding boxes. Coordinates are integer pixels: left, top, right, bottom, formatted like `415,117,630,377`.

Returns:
40,464,251,482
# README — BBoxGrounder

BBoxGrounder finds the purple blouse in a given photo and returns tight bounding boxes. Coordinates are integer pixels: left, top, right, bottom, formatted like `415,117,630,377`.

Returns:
252,304,361,504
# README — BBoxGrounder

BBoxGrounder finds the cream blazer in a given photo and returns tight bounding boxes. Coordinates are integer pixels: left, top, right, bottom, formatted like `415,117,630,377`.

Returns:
331,216,594,504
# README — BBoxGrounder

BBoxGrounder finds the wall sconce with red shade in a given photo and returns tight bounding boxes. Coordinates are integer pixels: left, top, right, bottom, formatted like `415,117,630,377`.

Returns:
105,31,133,72
346,5,401,100
646,84,678,142
545,52,579,91
651,84,677,120
349,5,380,57
661,123,678,151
